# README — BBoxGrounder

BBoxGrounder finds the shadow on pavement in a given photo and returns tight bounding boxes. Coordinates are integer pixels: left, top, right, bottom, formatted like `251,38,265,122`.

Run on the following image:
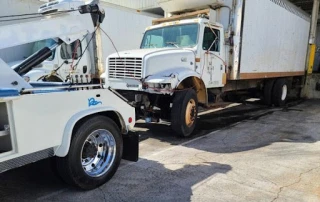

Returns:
135,98,316,154
136,100,269,144
0,158,232,201
183,99,319,154
0,158,68,201
53,159,232,202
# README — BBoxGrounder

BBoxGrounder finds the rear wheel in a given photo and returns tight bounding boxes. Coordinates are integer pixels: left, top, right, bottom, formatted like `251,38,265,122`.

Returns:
272,78,288,107
171,89,198,137
263,79,275,106
56,116,122,190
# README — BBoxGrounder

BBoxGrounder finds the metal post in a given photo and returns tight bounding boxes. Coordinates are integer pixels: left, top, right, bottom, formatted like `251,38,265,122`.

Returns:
91,0,104,80
302,0,320,98
95,26,104,77
307,0,319,74
310,0,320,44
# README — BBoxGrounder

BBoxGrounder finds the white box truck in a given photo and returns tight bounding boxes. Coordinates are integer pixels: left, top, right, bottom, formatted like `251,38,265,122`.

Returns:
6,2,161,84
105,0,311,137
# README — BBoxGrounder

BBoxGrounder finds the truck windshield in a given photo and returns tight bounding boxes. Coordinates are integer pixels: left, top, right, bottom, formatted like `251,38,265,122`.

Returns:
31,39,56,61
141,23,199,49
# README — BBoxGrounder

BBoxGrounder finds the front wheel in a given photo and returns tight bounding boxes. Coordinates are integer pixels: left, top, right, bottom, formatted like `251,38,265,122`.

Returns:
56,116,123,190
171,89,198,137
262,79,275,106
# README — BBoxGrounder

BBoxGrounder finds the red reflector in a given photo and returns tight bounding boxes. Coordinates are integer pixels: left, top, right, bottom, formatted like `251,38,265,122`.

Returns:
128,117,133,123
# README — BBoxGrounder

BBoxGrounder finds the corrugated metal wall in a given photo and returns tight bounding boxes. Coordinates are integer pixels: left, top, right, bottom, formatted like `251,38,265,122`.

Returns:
0,0,42,63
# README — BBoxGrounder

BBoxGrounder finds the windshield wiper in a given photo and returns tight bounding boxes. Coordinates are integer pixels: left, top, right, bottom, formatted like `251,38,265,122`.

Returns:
166,42,180,48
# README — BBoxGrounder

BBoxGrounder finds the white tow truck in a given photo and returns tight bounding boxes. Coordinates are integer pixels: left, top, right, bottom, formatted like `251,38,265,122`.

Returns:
0,0,138,190
7,1,161,84
105,0,310,137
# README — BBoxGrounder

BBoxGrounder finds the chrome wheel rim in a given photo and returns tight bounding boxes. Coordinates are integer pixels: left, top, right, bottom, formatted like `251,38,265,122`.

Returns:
81,129,116,177
281,85,288,101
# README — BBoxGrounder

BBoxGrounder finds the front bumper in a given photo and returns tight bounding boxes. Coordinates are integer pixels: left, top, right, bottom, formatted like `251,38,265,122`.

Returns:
107,78,174,95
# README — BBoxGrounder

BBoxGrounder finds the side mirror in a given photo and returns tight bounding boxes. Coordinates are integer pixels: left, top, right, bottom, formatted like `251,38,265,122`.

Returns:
99,9,105,23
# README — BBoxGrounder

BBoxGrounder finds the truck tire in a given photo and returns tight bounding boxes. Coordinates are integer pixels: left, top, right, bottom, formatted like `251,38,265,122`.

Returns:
263,79,275,106
56,116,123,190
171,89,198,137
272,78,288,107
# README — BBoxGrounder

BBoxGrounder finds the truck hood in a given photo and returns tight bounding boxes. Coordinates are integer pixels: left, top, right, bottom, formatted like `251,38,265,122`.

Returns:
107,47,196,82
108,48,194,59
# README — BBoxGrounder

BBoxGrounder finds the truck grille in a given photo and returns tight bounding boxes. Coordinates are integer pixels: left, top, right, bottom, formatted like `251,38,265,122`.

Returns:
108,57,142,79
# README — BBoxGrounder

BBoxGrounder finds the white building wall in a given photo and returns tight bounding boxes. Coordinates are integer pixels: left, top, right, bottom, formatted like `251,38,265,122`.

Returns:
101,0,159,10
0,0,42,63
1,0,42,17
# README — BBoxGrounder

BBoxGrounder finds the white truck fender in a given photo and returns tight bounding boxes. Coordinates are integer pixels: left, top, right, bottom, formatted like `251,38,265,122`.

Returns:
23,68,53,81
144,67,204,92
55,106,126,157
144,67,208,103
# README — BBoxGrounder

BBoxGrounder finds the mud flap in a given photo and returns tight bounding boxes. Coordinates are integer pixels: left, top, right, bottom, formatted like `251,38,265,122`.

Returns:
122,131,139,162
316,82,320,91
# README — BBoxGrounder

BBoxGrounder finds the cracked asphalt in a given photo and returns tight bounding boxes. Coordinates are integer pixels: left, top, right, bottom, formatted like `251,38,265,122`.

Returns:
0,99,320,201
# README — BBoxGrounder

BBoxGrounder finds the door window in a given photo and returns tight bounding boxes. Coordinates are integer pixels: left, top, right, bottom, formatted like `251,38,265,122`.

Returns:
61,40,82,60
202,27,220,52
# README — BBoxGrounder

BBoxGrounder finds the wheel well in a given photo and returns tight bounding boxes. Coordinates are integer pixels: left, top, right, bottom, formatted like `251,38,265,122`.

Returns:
176,76,207,104
72,111,125,136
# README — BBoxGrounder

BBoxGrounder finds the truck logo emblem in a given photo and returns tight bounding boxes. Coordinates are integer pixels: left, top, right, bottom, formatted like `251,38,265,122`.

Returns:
88,98,102,107
127,84,139,88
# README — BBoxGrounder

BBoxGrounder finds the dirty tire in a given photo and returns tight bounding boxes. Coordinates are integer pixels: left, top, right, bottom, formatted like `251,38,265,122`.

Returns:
263,79,275,106
171,89,198,137
272,78,288,107
56,116,123,190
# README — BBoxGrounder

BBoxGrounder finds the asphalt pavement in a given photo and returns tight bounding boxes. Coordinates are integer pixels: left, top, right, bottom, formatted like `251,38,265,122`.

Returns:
1,99,320,202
